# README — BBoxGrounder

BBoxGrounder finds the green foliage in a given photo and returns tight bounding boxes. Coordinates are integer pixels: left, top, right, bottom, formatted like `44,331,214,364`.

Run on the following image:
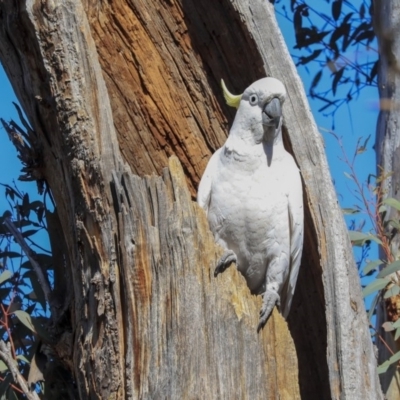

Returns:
382,197,400,212
0,102,76,399
327,129,400,375
362,278,390,297
377,260,400,279
346,186,400,374
362,259,381,275
344,181,400,374
0,183,51,398
377,351,400,374
348,230,382,246
384,285,400,299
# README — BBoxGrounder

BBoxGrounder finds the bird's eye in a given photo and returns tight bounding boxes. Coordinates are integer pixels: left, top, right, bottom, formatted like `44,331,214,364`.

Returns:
249,94,258,105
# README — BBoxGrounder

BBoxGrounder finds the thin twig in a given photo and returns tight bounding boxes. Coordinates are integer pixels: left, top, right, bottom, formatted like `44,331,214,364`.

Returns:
0,375,23,394
370,324,395,356
0,341,40,400
321,127,393,260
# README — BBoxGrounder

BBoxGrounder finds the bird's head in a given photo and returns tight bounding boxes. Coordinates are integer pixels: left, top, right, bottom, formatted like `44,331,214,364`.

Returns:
222,77,286,146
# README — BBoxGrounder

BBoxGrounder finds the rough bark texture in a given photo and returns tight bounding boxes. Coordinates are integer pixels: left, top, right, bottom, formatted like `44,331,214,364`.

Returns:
0,0,382,399
374,0,400,397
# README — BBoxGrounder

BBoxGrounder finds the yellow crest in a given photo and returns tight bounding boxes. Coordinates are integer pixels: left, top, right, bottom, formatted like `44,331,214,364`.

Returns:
221,79,242,109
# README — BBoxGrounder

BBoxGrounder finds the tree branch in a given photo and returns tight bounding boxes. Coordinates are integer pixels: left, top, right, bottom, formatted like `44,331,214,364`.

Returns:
0,341,40,400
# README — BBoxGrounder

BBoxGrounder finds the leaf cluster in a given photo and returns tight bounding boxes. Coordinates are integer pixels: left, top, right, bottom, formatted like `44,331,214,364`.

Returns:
0,107,76,398
0,182,75,399
0,184,51,398
277,0,377,120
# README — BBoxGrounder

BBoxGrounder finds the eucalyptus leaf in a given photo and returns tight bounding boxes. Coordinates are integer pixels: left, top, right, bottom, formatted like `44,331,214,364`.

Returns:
21,229,39,238
368,235,382,245
377,360,391,374
14,310,37,334
25,271,46,311
348,230,369,242
343,171,353,180
348,230,382,246
0,360,7,373
383,197,400,211
0,270,12,285
384,285,400,299
16,354,30,364
363,260,381,275
342,207,359,215
378,260,400,278
362,278,389,297
395,327,400,341
378,205,387,213
377,350,400,374
388,220,400,230
382,321,394,332
29,201,43,210
0,251,21,259
392,319,400,329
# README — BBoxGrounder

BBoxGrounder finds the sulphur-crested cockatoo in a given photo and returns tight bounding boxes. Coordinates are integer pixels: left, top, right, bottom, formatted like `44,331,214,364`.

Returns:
198,77,303,331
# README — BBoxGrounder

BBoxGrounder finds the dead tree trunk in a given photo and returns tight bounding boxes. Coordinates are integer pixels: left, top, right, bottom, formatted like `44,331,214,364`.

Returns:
0,0,382,398
374,0,400,398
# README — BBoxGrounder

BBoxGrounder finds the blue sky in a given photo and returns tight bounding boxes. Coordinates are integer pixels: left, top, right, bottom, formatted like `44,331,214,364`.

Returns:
277,5,378,207
0,71,31,213
0,4,378,278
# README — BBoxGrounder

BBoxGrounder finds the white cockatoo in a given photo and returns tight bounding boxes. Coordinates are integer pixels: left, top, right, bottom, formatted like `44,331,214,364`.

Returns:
197,77,304,331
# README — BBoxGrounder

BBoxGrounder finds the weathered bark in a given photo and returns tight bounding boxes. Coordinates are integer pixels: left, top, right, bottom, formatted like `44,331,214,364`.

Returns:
0,0,382,399
374,0,400,397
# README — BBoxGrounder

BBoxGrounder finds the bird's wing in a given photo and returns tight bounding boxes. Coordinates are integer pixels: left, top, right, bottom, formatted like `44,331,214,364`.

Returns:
281,164,304,318
197,148,222,213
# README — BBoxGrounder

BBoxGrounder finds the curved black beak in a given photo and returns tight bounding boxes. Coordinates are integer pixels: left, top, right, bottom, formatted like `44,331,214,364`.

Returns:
263,98,281,129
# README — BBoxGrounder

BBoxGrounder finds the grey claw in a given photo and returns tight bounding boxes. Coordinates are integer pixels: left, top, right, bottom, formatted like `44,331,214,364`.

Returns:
257,290,280,333
214,250,237,277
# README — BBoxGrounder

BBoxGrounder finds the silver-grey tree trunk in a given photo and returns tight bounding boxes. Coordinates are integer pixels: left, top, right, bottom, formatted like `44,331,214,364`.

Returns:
374,0,400,398
0,0,382,398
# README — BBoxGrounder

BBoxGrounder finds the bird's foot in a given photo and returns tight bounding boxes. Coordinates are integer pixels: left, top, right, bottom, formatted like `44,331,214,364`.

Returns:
257,290,280,333
214,250,237,277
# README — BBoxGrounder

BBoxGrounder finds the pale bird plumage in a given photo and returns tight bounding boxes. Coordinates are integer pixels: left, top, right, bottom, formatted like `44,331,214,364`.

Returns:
198,77,304,331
